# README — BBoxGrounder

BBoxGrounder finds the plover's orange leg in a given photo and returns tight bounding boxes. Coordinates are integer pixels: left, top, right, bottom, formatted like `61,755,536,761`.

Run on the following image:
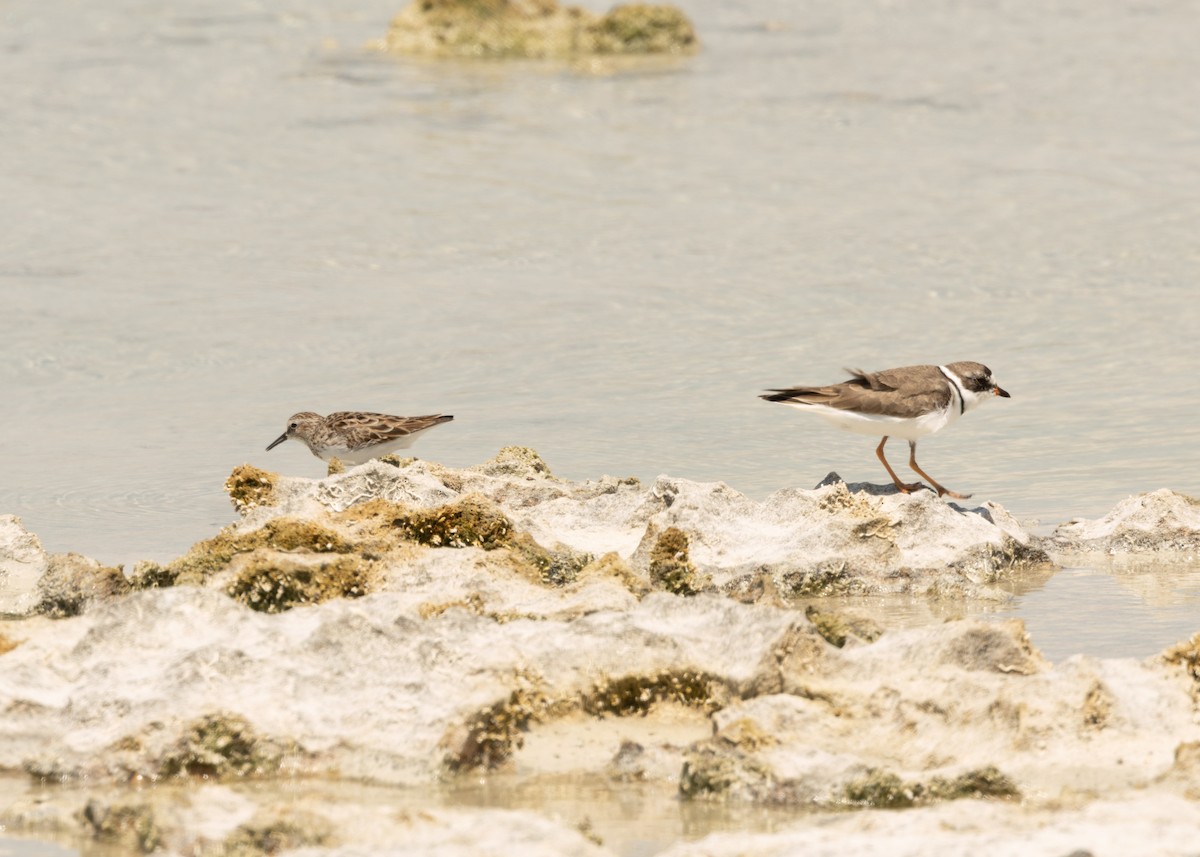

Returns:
907,440,971,500
876,437,925,493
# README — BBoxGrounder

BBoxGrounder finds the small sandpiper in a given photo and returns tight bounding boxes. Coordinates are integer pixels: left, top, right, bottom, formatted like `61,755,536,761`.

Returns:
266,411,453,465
761,361,1010,499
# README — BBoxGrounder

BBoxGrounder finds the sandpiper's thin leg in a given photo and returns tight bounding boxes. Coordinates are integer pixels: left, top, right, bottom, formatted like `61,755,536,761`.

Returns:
876,436,924,493
907,440,971,499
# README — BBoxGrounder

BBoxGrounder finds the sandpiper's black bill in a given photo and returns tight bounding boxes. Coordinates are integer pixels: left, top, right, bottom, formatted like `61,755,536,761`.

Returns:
996,387,1011,398
266,433,289,451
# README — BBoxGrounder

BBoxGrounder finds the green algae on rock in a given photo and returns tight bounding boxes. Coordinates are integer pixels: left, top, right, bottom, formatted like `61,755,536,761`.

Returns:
224,464,279,512
678,744,774,800
227,555,370,613
470,445,553,478
583,669,726,716
393,495,515,549
648,527,707,596
392,494,592,585
443,677,551,773
804,605,883,649
130,518,355,589
1163,632,1200,699
159,713,301,780
35,553,129,618
376,0,698,60
222,809,335,856
82,798,162,853
844,766,1020,808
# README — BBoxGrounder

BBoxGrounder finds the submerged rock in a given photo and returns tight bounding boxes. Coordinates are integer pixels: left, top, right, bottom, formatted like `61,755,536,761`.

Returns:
375,0,698,60
655,795,1200,857
1050,488,1200,554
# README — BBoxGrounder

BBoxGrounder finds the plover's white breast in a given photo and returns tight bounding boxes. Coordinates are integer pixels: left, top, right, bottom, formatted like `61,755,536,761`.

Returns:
792,401,959,441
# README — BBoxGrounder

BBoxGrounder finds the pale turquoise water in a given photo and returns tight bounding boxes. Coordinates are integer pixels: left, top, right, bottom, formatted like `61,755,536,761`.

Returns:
1,0,1198,656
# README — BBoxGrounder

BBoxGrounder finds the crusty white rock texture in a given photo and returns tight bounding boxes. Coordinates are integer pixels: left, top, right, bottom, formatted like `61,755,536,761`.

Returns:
0,515,47,615
228,451,1050,601
1050,488,1200,554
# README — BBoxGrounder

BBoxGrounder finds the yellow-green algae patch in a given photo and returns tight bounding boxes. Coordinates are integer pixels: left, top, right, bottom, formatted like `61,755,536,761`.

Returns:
130,519,355,589
578,551,650,598
1164,632,1200,688
583,670,727,717
471,445,554,478
1082,679,1116,730
585,4,697,54
443,674,552,773
779,561,872,597
224,464,279,512
443,668,730,774
158,713,302,780
844,766,1020,808
35,553,129,618
804,605,884,649
82,799,162,854
393,495,515,549
222,809,335,856
390,494,592,586
679,745,773,800
377,0,697,60
648,527,707,596
227,555,371,613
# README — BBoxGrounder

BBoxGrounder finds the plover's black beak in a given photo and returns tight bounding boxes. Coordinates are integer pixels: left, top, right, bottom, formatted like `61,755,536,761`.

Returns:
995,386,1011,398
266,432,289,451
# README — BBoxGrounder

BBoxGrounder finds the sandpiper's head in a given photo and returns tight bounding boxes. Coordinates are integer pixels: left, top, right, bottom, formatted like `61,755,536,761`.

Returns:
946,362,1010,410
266,411,322,452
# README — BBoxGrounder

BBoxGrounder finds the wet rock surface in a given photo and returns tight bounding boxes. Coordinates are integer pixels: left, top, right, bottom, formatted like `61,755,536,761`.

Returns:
2,452,1200,855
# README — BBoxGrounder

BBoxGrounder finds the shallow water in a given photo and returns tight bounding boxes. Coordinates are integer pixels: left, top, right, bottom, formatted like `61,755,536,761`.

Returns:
1012,560,1200,661
0,839,76,857
2,4,1198,648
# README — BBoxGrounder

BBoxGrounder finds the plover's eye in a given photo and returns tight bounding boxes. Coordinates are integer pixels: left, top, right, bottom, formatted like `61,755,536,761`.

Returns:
289,422,299,430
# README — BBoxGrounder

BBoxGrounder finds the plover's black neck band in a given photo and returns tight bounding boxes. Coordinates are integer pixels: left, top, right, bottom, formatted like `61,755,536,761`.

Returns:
937,365,966,415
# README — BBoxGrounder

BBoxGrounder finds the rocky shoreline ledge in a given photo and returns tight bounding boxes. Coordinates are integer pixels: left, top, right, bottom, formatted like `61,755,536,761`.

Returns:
2,448,1199,854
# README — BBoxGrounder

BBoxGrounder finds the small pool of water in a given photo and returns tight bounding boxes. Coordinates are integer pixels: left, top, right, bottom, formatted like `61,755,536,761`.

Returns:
1010,560,1200,662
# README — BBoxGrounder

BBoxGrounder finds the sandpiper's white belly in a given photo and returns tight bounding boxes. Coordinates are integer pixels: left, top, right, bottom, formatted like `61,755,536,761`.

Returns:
789,402,959,441
313,435,421,464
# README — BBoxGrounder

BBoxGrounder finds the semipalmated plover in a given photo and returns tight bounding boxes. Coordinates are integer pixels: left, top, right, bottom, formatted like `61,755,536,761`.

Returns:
761,362,1010,499
266,411,453,465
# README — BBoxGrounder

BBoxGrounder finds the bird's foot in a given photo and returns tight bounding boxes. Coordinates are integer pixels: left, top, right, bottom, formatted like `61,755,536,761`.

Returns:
894,481,929,494
936,487,972,500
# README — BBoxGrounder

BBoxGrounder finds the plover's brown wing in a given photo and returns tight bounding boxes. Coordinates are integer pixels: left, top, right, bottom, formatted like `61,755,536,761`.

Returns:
762,364,952,419
843,368,900,392
860,364,945,394
325,412,453,448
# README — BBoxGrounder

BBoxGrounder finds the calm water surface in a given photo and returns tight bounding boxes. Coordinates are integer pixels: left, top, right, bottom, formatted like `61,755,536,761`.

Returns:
2,0,1199,659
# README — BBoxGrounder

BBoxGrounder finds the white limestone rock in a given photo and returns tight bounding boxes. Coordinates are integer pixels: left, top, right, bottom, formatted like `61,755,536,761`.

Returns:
1050,488,1200,554
0,514,49,616
232,452,1049,600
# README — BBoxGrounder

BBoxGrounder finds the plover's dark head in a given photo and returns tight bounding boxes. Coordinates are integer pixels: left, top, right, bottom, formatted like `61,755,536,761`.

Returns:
266,411,322,451
945,361,1010,404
